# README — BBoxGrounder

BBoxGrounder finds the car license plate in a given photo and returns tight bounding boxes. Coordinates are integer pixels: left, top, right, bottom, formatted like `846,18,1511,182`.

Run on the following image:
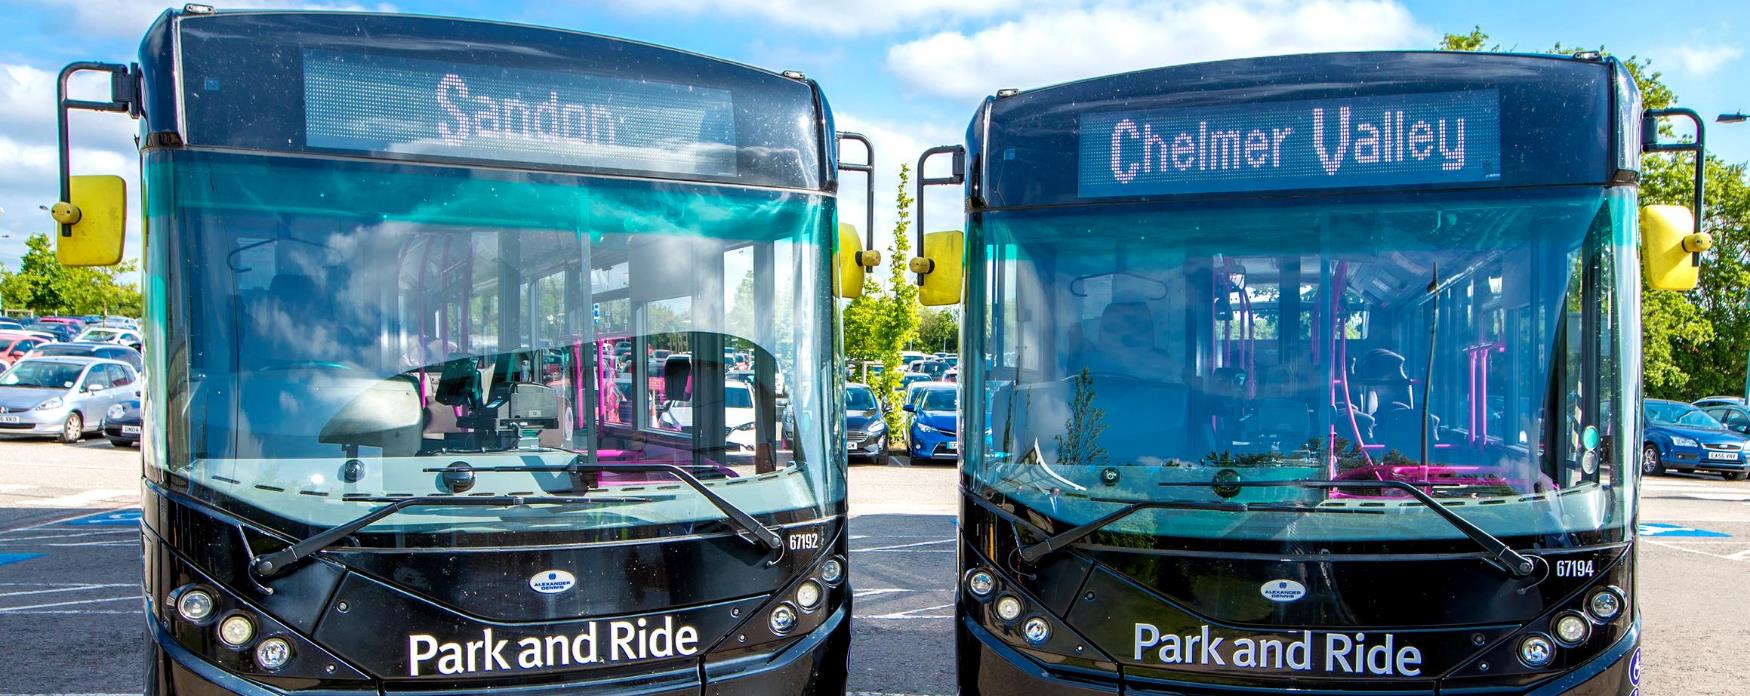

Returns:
946,441,958,451
1707,451,1737,461
121,426,141,435
0,415,19,424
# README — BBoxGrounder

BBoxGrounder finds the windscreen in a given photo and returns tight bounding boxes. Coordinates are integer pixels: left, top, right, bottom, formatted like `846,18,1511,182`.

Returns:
146,150,838,546
969,187,1634,545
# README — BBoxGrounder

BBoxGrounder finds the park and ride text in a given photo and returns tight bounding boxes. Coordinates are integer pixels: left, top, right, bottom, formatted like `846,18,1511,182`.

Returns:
408,615,700,677
1133,624,1424,677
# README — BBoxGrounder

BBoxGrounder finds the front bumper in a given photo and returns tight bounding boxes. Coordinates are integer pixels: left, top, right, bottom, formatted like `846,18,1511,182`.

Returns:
957,614,1641,696
103,418,142,443
149,603,852,695
0,406,72,435
849,429,887,457
1665,445,1747,471
909,426,958,460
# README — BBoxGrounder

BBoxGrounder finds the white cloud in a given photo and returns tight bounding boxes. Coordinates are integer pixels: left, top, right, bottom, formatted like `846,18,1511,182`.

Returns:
39,0,397,38
887,0,1430,101
619,0,1025,36
1670,43,1742,77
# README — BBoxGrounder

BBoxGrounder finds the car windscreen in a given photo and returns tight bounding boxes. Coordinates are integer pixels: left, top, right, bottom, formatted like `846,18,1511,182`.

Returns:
0,362,82,389
1646,402,1721,429
845,387,877,411
921,388,957,412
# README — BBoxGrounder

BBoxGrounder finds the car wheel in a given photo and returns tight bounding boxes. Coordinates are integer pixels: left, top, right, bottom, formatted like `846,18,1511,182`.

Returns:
1727,471,1748,482
905,454,917,467
60,413,84,444
1640,444,1665,476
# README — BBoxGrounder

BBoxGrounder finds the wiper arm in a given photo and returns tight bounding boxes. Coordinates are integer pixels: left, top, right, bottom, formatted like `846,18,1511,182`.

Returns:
1015,496,1381,564
251,493,660,577
1156,479,1537,577
419,457,786,553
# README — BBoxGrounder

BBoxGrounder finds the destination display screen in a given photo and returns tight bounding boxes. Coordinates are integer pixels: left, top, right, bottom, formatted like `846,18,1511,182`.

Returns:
303,50,739,176
1079,90,1501,198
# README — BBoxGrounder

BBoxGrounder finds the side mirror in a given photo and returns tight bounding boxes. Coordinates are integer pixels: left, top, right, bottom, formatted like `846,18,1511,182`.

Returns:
835,222,879,299
903,403,915,413
1641,205,1709,291
908,230,965,306
53,174,128,267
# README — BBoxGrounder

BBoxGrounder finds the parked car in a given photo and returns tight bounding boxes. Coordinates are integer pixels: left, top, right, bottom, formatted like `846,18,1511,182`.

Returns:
1643,399,1750,480
903,382,959,465
25,342,143,372
0,356,141,443
0,333,52,369
1700,402,1750,436
26,322,77,342
100,316,138,329
1693,395,1747,410
845,383,887,462
0,319,23,331
102,397,143,447
73,326,143,349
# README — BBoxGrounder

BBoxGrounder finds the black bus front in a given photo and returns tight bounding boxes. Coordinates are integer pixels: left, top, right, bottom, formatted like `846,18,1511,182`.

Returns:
80,9,855,694
931,52,1693,695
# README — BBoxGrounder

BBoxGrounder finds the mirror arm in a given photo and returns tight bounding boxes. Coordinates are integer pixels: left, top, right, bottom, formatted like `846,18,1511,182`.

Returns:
55,62,139,236
913,145,966,284
1644,107,1707,265
836,132,877,261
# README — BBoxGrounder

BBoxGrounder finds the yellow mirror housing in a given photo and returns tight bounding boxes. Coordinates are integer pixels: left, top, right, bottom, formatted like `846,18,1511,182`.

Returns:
1641,205,1705,291
53,174,127,267
835,222,866,299
916,230,964,306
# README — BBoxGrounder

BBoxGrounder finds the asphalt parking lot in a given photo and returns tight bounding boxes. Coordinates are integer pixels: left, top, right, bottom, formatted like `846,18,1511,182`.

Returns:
1,438,1748,695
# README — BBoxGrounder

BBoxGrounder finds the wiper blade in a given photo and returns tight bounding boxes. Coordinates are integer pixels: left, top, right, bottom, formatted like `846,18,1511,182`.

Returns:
419,457,786,553
1015,496,1381,564
251,494,660,577
1153,479,1536,577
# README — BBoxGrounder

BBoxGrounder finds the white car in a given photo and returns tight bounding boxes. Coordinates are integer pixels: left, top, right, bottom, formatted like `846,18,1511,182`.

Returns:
73,327,143,348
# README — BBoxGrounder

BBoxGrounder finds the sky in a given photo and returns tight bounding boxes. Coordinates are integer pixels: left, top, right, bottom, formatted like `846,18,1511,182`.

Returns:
0,0,1747,271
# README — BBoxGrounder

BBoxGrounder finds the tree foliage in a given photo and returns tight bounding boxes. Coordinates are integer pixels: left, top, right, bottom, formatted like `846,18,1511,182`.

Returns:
912,308,960,353
0,234,142,317
1440,29,1750,399
842,165,923,433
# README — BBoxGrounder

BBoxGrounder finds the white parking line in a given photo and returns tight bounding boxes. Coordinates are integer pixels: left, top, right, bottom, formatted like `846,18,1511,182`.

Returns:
0,595,138,613
15,490,135,508
0,529,137,541
855,539,954,552
857,603,955,619
0,583,135,599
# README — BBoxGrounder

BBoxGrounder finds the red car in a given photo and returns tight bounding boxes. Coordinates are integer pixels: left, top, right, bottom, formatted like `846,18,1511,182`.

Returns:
0,333,51,370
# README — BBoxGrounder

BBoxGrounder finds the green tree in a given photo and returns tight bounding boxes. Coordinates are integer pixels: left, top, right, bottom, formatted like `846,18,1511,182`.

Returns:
1055,368,1109,466
0,234,142,317
1439,29,1750,399
842,165,923,434
913,308,960,353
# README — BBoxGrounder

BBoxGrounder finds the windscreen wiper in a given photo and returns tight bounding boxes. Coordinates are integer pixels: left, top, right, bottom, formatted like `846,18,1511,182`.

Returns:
420,457,786,552
251,493,662,577
1014,496,1382,564
1133,478,1535,576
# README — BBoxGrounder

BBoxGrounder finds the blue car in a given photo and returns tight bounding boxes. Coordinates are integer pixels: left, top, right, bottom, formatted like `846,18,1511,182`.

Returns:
904,383,958,465
1643,399,1749,480
102,397,142,447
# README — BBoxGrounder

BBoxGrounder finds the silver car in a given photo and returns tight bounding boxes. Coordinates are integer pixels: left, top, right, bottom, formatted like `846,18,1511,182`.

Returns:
0,356,141,443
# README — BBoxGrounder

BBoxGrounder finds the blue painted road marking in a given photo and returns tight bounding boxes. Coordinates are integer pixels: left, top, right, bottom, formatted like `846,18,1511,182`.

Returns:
0,553,44,568
1639,522,1731,538
57,509,142,527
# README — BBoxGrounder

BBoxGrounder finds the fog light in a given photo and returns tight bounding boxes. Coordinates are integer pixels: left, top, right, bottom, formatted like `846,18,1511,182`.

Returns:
966,570,995,598
796,580,823,611
176,589,214,623
769,603,798,635
218,614,256,647
1517,634,1555,668
1552,613,1590,647
820,557,845,586
1587,588,1623,621
255,637,293,671
1022,617,1051,644
994,595,1023,622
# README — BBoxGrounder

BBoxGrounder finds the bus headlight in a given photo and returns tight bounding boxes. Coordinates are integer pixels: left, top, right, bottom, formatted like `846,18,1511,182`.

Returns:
1517,634,1555,668
965,569,995,598
795,580,823,611
1552,612,1590,647
175,588,214,623
255,636,293,671
1587,588,1623,622
820,557,845,586
1022,617,1051,644
218,614,256,647
994,595,1023,622
769,603,798,635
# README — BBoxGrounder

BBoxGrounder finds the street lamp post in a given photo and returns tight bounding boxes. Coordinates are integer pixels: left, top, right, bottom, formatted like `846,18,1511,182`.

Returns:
1723,114,1750,402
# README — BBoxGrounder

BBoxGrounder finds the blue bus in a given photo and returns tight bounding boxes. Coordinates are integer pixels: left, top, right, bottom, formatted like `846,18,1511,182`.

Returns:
50,7,880,694
909,51,1710,695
